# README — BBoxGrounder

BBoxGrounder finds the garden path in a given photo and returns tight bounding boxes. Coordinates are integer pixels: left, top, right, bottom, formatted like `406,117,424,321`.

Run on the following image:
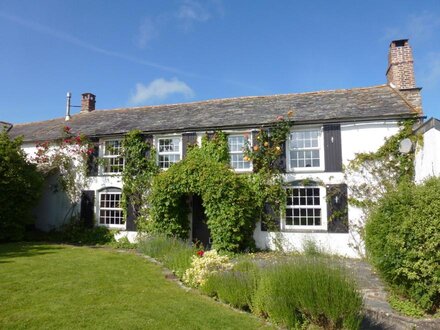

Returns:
343,259,439,330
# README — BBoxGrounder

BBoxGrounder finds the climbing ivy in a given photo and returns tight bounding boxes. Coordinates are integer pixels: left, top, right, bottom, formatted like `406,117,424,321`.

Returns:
121,130,159,224
122,114,293,252
143,131,260,252
346,119,420,210
244,112,293,232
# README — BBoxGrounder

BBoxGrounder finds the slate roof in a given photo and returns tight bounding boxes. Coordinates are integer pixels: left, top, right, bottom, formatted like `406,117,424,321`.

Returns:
9,84,419,142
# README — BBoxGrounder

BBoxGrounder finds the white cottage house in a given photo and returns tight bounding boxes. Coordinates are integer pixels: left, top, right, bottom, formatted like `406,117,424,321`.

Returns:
7,39,424,258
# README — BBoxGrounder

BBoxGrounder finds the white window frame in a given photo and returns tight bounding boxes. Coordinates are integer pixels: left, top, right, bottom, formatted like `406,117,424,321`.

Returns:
156,135,182,170
287,127,324,172
227,133,253,172
283,185,327,230
97,190,125,229
100,138,124,175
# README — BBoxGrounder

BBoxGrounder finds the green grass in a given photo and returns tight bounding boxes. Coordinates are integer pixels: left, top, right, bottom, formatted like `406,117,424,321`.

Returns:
0,243,273,330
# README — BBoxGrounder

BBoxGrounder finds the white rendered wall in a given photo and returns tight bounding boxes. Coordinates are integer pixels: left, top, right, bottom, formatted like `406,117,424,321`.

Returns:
253,121,400,258
415,128,440,182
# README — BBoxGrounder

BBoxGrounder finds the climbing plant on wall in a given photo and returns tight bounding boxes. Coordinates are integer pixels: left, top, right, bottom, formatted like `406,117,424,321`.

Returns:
33,125,93,208
121,130,159,223
143,132,260,252
344,118,421,255
244,112,294,231
345,118,420,210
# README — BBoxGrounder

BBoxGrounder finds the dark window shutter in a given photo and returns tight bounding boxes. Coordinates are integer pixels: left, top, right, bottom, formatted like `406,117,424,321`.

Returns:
323,124,342,172
261,202,281,231
182,132,197,158
87,138,100,176
326,184,348,233
125,203,136,231
144,135,154,159
207,132,215,140
273,140,286,173
80,190,95,228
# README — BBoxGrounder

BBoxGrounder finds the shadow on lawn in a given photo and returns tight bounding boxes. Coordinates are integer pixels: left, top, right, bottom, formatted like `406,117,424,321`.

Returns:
0,243,65,263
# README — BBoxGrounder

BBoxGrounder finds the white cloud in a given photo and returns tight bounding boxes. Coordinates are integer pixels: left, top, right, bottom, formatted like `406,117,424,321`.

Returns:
178,0,211,22
384,12,440,41
135,17,158,49
177,0,223,31
129,78,195,105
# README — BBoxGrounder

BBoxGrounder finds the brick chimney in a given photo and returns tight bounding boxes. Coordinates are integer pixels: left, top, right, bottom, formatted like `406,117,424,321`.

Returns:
81,93,96,113
386,39,422,112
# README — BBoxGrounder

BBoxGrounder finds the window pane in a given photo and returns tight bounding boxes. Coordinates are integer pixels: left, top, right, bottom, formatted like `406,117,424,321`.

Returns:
289,129,321,168
99,192,123,226
228,135,250,170
286,187,322,227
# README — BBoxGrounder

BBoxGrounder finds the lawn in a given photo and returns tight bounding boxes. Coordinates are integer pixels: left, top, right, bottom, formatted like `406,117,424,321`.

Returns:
0,243,273,330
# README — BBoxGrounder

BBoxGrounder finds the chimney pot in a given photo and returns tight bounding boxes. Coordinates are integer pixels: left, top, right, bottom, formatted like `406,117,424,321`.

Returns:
81,93,96,113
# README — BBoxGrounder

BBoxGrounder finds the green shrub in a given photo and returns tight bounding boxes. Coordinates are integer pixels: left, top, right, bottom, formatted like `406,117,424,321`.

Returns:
202,260,259,310
59,220,116,245
365,177,440,313
302,238,324,257
0,132,44,241
253,258,363,329
143,132,261,252
183,250,233,287
110,236,137,249
388,293,425,318
137,235,196,278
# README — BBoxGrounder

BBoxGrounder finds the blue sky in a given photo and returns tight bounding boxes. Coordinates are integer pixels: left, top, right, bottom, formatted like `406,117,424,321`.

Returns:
1,0,439,124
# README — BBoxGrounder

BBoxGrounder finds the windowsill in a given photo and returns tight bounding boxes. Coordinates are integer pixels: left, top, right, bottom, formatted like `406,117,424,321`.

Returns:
286,167,324,173
98,224,125,230
232,168,253,173
274,228,328,233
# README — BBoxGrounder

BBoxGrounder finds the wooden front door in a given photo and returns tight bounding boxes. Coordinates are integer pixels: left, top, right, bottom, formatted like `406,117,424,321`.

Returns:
192,195,211,248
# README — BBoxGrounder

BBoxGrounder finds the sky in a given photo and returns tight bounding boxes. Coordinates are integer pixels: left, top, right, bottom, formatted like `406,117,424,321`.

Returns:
1,0,439,124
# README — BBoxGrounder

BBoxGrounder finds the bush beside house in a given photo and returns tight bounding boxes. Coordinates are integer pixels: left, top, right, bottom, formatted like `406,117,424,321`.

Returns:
365,177,440,313
0,131,43,241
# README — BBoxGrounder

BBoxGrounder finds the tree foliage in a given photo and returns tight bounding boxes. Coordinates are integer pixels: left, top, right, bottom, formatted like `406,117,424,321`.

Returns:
0,131,44,241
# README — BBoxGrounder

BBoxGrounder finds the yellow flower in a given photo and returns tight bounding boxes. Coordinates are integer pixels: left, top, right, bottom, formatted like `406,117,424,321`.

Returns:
287,110,294,117
264,141,269,147
275,146,281,151
243,156,250,161
253,145,259,151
